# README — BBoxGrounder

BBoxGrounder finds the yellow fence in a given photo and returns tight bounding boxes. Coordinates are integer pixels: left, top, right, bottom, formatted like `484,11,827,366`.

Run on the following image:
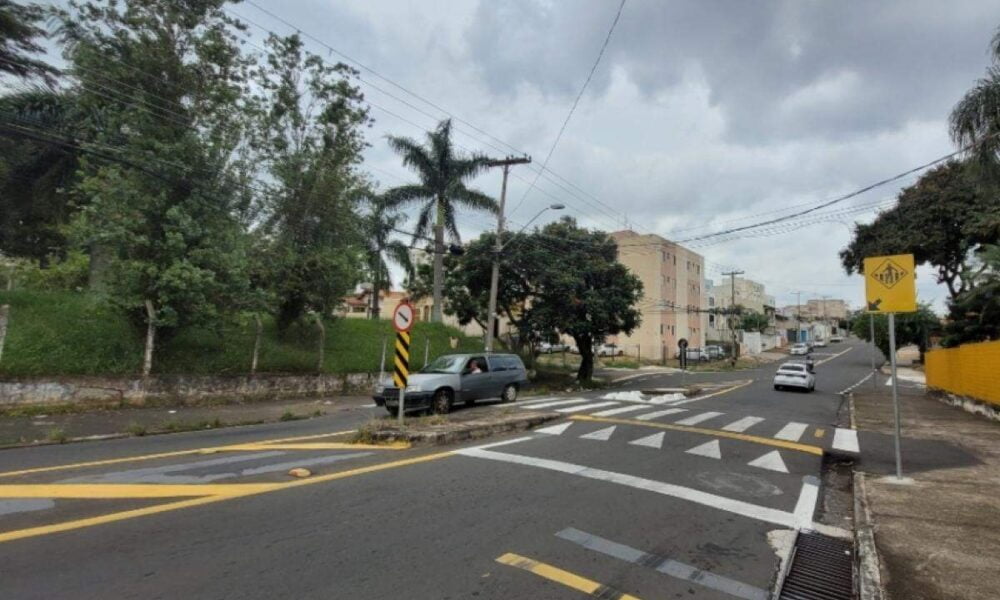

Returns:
925,340,1000,406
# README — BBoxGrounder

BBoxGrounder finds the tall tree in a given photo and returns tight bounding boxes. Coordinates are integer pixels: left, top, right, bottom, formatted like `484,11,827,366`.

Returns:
363,196,412,319
383,119,497,323
851,304,940,362
0,1,56,83
249,33,370,332
840,161,999,301
950,27,1000,179
56,0,254,347
943,244,1000,346
524,218,643,381
740,311,770,334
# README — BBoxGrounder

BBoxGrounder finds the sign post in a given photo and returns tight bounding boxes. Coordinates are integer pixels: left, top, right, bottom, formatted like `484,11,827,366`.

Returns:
392,301,415,426
864,253,917,480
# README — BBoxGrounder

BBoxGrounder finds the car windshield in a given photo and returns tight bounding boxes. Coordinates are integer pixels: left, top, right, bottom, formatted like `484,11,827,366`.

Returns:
420,355,467,374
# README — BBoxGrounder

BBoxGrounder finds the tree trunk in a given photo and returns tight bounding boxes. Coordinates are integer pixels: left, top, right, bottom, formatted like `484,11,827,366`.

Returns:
575,334,594,381
88,243,112,293
313,312,326,373
143,299,156,377
0,304,9,365
371,253,381,320
250,313,263,374
431,198,445,323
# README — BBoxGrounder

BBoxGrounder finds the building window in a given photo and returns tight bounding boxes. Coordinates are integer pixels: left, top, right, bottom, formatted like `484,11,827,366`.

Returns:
660,324,664,334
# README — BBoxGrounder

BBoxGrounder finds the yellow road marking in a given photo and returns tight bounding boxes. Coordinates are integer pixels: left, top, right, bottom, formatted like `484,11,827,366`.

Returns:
214,442,410,451
0,430,357,479
0,483,282,499
496,552,641,600
0,450,452,544
571,415,824,455
814,428,826,438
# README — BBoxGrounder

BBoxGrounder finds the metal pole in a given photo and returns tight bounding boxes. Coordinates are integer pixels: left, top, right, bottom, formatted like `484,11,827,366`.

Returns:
424,338,430,367
870,314,877,390
484,164,507,353
398,387,405,427
888,313,902,479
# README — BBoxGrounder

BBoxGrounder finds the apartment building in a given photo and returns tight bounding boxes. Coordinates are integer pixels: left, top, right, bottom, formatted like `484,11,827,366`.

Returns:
805,298,849,321
610,230,707,359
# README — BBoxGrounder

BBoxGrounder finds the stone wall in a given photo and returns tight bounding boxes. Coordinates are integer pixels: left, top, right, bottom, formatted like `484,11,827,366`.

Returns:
0,372,377,408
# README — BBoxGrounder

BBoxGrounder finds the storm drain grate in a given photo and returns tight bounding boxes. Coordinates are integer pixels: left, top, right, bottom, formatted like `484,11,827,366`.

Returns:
777,531,853,600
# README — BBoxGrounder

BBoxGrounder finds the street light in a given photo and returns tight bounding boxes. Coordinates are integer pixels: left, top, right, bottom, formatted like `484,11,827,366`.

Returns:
485,202,564,352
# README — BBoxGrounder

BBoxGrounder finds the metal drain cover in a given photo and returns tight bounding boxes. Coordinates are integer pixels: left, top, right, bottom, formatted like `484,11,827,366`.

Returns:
778,531,853,600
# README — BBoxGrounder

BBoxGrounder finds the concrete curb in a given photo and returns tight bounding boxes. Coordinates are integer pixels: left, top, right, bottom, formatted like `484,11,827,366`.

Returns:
853,472,886,600
368,412,561,446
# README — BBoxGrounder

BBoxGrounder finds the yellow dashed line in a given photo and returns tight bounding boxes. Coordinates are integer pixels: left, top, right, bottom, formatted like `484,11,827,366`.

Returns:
496,552,641,599
0,483,282,499
571,414,824,455
0,430,357,479
814,428,826,438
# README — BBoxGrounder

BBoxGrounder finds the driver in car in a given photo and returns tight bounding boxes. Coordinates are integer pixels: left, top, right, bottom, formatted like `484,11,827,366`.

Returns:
466,359,482,374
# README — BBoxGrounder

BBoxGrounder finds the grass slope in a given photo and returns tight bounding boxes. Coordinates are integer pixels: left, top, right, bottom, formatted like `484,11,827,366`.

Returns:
0,291,483,377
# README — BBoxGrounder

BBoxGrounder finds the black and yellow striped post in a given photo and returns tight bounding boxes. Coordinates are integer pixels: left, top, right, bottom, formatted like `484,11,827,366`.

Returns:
393,331,411,424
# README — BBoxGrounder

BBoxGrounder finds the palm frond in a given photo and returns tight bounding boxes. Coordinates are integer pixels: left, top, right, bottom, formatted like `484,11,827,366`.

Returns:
382,183,433,209
412,200,435,245
442,200,461,243
386,135,435,181
385,239,414,281
448,183,499,215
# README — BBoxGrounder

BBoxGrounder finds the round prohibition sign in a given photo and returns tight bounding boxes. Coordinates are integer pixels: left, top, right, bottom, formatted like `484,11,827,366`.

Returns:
393,302,415,333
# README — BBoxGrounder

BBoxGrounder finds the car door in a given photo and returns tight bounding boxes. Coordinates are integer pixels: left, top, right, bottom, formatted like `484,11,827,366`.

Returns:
460,356,493,400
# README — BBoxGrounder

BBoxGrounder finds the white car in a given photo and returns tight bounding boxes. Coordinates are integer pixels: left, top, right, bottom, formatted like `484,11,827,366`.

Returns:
538,342,569,354
596,343,624,357
774,362,815,392
789,343,810,355
830,335,844,343
813,339,828,348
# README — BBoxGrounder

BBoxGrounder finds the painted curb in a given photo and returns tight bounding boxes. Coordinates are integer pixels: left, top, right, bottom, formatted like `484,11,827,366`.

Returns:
853,472,886,600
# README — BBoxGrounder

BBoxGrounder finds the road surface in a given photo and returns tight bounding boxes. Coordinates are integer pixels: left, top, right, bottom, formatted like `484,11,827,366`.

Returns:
0,340,877,599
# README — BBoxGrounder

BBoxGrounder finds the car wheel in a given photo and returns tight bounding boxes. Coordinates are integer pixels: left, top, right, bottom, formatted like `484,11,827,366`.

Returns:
774,385,782,391
386,406,398,417
432,389,452,414
501,384,518,403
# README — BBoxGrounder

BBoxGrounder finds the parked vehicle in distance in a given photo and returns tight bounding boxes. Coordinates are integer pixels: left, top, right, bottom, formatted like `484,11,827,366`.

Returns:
773,362,815,392
539,342,569,354
372,353,527,416
813,339,828,348
789,343,810,355
596,343,624,357
685,347,710,362
829,335,844,343
705,345,726,359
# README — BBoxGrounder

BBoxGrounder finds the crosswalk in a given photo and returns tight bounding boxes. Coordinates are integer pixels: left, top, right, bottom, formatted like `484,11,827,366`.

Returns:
517,396,861,456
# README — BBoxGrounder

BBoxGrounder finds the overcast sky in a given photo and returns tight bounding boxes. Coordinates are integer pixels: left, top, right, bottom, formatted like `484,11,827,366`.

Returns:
47,0,1000,313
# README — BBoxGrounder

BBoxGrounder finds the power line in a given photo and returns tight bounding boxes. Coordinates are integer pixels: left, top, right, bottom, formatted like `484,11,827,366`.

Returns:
508,0,626,218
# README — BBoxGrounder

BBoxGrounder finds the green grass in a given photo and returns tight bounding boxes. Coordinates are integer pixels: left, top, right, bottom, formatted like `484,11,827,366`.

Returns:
0,290,484,377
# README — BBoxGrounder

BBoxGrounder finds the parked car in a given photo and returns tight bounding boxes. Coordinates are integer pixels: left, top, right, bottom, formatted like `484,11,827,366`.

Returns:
813,339,828,348
705,345,726,359
773,361,816,392
373,353,528,416
596,343,624,357
789,343,810,356
829,335,844,343
539,342,569,354
685,347,710,362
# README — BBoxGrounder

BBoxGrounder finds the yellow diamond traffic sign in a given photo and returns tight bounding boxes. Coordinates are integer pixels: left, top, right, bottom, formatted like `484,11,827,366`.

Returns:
864,254,916,313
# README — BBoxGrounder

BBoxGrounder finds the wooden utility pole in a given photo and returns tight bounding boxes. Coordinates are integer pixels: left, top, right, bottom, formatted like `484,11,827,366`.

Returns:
723,270,744,366
484,155,532,353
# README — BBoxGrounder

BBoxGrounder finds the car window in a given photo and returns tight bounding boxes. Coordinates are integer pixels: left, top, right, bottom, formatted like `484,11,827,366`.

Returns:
465,356,488,373
421,355,466,374
780,364,805,372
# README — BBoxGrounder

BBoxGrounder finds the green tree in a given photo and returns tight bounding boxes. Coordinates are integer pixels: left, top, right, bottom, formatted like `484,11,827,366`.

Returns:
840,161,999,301
383,119,497,323
363,196,412,319
57,0,254,348
0,1,56,83
950,27,1000,179
249,33,371,332
943,244,1000,346
740,311,769,333
851,304,939,362
524,218,643,381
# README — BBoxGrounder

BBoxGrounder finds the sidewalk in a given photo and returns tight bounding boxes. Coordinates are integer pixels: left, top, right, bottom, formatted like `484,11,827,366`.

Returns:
0,396,369,447
853,386,1000,599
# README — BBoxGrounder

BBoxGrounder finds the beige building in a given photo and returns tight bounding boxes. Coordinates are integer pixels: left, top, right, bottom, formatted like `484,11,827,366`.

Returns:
610,230,707,359
714,276,768,315
805,298,848,321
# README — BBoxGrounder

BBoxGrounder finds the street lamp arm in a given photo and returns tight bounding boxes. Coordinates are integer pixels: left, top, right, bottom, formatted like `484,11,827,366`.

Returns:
499,203,565,251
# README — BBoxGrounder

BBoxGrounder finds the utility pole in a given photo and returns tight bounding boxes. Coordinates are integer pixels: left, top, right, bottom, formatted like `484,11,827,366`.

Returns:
795,291,803,343
484,156,532,353
723,270,744,366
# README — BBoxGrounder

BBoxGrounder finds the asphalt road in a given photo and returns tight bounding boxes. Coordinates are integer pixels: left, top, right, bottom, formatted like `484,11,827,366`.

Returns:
0,339,879,599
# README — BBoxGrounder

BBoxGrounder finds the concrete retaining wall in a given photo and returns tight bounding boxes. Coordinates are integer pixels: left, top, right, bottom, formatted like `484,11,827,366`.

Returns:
0,373,377,408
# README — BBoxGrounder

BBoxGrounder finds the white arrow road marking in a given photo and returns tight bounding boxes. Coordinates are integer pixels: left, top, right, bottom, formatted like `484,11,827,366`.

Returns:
536,422,573,435
556,401,620,413
832,428,860,453
721,416,764,433
685,439,721,459
591,405,647,417
674,411,724,426
579,426,616,441
455,446,828,530
774,422,808,442
629,432,665,449
634,408,687,421
748,450,789,473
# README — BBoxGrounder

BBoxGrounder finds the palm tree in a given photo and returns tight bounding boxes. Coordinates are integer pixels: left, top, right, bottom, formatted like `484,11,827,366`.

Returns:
0,1,57,84
950,27,1000,177
383,119,497,322
364,196,413,319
